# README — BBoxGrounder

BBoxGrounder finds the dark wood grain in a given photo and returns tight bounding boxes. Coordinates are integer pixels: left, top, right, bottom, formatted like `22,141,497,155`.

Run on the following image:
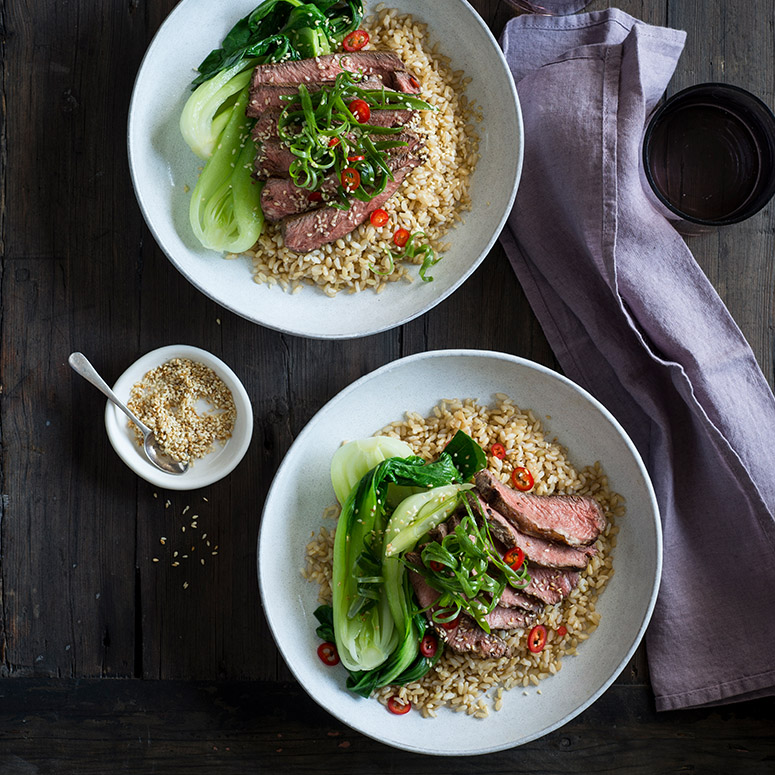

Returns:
0,0,773,770
0,680,773,775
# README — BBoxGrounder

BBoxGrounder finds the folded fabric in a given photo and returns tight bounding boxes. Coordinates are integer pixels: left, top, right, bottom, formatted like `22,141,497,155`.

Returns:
499,8,775,711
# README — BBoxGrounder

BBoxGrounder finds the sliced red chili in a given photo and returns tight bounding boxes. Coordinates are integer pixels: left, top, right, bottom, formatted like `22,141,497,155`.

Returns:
556,625,568,638
387,696,411,715
341,167,361,191
440,614,460,631
491,442,506,460
429,560,444,572
343,29,369,52
369,208,389,227
503,547,525,570
527,624,547,653
348,98,371,123
393,228,410,247
511,466,534,491
409,75,420,90
308,191,323,202
317,641,340,666
328,137,340,148
419,633,438,658
347,154,366,162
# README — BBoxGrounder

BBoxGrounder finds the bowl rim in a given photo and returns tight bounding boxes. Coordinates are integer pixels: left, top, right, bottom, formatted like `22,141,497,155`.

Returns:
127,0,524,340
103,344,254,491
257,348,662,753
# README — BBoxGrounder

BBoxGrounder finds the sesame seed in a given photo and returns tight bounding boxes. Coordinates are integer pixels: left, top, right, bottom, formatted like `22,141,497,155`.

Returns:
183,506,190,515
172,562,179,567
160,537,166,545
200,559,205,566
183,582,189,589
152,558,159,563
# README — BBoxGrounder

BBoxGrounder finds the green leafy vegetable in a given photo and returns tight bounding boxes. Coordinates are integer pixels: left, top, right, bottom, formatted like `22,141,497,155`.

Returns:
314,606,442,698
374,230,444,283
442,429,488,481
193,0,364,88
330,436,415,505
410,497,531,634
188,84,265,253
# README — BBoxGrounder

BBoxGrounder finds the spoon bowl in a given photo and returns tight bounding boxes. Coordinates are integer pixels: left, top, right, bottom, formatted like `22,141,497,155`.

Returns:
68,352,189,476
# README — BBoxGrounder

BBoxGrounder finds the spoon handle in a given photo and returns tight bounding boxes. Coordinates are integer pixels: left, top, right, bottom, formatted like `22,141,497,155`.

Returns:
68,352,151,434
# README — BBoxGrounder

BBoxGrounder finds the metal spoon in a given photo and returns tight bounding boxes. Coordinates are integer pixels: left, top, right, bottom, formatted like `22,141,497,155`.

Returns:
68,352,189,475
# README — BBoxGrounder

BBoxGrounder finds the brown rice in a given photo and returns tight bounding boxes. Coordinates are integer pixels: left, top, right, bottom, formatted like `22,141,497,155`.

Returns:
245,5,480,296
303,394,624,717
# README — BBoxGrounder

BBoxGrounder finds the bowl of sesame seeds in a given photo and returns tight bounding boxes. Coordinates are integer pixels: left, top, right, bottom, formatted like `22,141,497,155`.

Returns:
104,344,253,490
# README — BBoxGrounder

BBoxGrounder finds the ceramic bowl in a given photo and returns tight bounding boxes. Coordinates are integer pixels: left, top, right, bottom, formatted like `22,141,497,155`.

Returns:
127,0,523,339
258,350,661,754
104,344,253,490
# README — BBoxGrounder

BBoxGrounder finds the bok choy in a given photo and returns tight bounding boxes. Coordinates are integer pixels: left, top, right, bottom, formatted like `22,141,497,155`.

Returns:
180,0,364,253
330,431,485,691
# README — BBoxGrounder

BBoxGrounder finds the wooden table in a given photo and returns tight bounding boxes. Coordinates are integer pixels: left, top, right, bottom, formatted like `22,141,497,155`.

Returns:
1,0,773,771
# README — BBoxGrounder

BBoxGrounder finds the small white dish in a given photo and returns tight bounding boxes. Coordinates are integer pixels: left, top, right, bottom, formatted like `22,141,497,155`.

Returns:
104,345,253,490
127,0,523,339
258,349,661,754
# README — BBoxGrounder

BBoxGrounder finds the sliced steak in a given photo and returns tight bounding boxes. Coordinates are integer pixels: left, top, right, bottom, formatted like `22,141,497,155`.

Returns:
281,153,421,252
483,605,535,631
497,585,544,614
252,107,415,145
443,614,510,659
474,469,606,548
522,564,579,606
406,565,510,659
249,52,421,93
247,76,385,116
470,493,596,570
255,130,422,180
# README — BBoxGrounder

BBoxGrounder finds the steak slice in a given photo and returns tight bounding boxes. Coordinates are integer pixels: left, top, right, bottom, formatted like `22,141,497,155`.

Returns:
281,153,421,252
444,614,510,659
247,76,385,116
497,585,544,614
474,469,606,548
522,564,579,606
255,129,422,181
249,52,421,93
252,107,415,145
469,493,596,570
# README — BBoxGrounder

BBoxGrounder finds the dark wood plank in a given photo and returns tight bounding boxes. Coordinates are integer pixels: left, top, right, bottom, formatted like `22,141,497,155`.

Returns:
0,680,772,774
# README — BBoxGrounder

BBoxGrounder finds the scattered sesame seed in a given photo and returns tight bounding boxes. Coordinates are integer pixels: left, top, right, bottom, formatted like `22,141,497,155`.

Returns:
160,537,167,545
165,500,171,508
200,559,205,565
173,551,179,558
172,562,180,567
183,582,189,589
153,492,158,499
191,522,197,529
152,558,159,563
183,506,190,515
211,551,218,556
182,526,186,533
202,533,207,540
202,497,208,502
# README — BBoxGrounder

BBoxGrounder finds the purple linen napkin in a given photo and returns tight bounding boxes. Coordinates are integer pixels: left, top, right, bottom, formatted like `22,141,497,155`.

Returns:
499,8,775,711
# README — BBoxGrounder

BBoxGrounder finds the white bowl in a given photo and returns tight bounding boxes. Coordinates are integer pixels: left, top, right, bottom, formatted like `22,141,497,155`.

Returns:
104,345,253,490
127,0,523,339
258,350,661,754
